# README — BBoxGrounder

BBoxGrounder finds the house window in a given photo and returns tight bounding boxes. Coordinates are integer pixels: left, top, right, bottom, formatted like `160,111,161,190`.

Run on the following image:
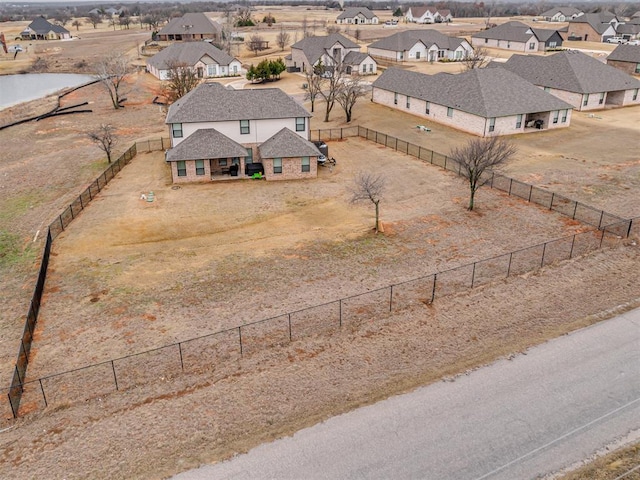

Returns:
455,50,462,59
295,117,305,132
425,101,430,115
195,159,205,175
171,123,183,138
232,157,240,165
516,114,522,129
369,63,374,73
544,86,551,92
399,52,404,60
177,161,186,177
599,93,605,105
301,156,310,172
488,117,495,132
273,158,282,174
447,107,453,118
529,42,535,50
416,51,421,60
553,111,559,124
245,147,253,164
507,41,511,49
561,110,568,123
219,159,228,166
583,94,589,107
394,92,398,105
636,64,640,74
406,96,411,109
438,50,445,58
233,65,238,74
240,119,250,134
484,38,488,44
549,41,557,48
633,88,639,100
207,64,217,76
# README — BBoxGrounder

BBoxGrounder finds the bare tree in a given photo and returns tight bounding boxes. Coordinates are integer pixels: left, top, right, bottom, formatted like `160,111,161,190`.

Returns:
163,60,200,102
72,19,82,31
276,27,290,51
449,137,516,211
326,25,341,34
95,51,131,109
301,16,309,38
119,15,132,30
247,34,265,56
353,28,362,41
350,172,386,233
304,68,322,113
336,76,367,122
87,13,102,29
316,55,347,122
462,46,490,70
87,124,118,163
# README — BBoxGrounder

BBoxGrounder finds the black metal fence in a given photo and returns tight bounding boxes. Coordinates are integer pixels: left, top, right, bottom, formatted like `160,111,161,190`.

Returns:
4,130,637,420
4,139,170,421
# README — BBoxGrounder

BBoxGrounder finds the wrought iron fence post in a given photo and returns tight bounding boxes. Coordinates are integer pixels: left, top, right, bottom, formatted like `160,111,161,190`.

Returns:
549,192,554,210
599,228,605,248
598,211,604,230
238,326,243,356
508,178,513,195
470,262,476,288
572,202,578,220
507,252,513,277
444,156,447,169
430,274,437,304
8,393,17,419
14,365,22,385
178,343,184,371
627,219,633,238
491,173,495,188
288,313,292,341
430,150,434,164
339,299,343,327
39,379,48,407
528,185,533,202
111,360,119,390
569,234,576,259
79,195,83,210
541,242,547,268
389,285,393,312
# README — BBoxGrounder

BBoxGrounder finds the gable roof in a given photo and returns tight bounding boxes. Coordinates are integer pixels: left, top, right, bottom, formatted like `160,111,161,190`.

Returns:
472,21,538,42
541,7,582,17
501,50,640,94
158,13,222,36
259,128,321,159
568,12,617,34
607,44,640,63
372,67,572,118
147,42,236,70
337,7,376,20
291,34,360,64
166,128,248,162
369,29,466,52
343,51,370,65
166,83,311,124
26,16,69,35
616,23,640,35
531,27,562,42
408,6,450,18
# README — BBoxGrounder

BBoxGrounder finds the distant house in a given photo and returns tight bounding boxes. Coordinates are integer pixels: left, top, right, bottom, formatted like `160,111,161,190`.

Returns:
368,30,472,62
164,83,319,182
405,6,452,24
287,33,377,75
471,21,563,51
498,50,640,110
146,42,243,80
541,7,583,22
156,13,222,43
564,12,618,42
21,17,71,40
616,20,640,41
336,7,379,25
607,45,640,76
371,67,573,137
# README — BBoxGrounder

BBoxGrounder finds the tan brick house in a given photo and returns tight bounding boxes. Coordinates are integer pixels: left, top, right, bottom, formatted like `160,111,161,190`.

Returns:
607,45,640,76
165,82,320,183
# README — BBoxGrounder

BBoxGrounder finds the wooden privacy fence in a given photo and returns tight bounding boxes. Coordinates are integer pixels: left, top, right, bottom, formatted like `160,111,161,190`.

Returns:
4,129,637,421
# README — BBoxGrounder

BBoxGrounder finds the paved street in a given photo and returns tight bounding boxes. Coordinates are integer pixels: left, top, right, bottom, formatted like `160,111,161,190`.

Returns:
174,308,640,480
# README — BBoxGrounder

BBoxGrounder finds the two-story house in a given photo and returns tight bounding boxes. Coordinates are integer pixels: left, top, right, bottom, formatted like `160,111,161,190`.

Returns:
165,83,320,182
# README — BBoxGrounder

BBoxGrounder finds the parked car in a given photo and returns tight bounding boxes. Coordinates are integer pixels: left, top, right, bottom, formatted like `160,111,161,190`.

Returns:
606,37,627,44
628,39,640,45
313,140,328,158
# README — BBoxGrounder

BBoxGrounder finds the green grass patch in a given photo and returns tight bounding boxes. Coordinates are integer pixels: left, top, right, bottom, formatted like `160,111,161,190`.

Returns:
0,192,42,224
0,231,36,268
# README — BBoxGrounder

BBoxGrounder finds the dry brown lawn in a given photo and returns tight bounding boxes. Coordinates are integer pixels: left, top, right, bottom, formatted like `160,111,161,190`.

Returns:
0,12,639,479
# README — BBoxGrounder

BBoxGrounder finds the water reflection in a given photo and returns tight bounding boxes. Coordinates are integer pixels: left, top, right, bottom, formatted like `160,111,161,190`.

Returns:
0,73,96,110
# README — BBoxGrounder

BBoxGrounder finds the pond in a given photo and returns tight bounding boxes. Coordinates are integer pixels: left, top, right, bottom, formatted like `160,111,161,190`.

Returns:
0,73,96,110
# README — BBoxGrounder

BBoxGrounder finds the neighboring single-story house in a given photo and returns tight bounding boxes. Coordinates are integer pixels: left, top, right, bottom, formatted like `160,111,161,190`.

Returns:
155,13,222,42
287,33,377,75
368,29,473,62
607,44,640,75
471,21,563,51
21,17,71,40
371,67,573,137
146,42,243,80
564,12,618,42
405,6,452,24
498,50,640,110
336,7,379,25
616,21,640,41
164,82,320,182
541,7,583,22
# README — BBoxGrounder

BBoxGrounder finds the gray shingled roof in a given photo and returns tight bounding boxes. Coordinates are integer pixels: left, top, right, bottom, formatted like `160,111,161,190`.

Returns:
541,7,582,17
372,67,573,118
408,6,450,18
147,42,236,70
291,34,360,64
166,82,311,124
337,7,377,20
259,128,321,159
158,13,222,36
501,50,640,94
607,44,640,63
472,21,553,43
368,29,465,52
616,23,640,35
343,51,369,65
166,128,248,162
568,12,617,34
25,16,69,35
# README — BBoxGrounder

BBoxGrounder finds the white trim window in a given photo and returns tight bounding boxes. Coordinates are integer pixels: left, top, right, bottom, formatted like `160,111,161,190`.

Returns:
447,107,453,118
171,123,183,138
488,117,495,133
273,158,282,174
296,117,306,132
177,161,186,177
516,114,522,129
240,119,250,135
553,111,559,124
301,156,310,172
